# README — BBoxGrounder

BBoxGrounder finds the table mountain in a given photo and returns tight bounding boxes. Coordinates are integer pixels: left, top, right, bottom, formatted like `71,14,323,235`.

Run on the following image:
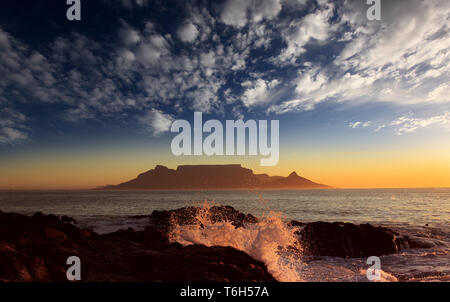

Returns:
103,164,329,190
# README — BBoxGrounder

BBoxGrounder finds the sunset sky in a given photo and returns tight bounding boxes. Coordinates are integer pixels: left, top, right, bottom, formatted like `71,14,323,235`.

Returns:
0,0,449,189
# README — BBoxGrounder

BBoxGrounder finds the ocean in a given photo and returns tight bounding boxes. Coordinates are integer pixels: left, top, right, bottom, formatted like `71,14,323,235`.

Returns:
0,188,449,282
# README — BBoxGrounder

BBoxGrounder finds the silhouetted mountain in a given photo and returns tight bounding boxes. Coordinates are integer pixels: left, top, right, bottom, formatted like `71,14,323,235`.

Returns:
264,172,326,188
104,164,329,190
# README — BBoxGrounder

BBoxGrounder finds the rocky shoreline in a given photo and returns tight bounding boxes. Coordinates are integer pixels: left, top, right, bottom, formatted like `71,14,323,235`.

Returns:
0,206,429,282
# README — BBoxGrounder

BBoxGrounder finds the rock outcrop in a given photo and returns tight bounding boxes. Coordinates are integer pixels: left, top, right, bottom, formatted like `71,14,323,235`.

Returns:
148,205,258,234
0,210,275,282
289,220,422,258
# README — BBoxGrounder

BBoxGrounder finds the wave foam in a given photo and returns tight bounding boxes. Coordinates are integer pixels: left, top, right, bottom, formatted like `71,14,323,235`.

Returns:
168,202,303,281
168,202,402,282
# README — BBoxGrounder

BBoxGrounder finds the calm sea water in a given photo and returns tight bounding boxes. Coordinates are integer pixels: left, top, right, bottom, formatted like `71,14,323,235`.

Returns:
1,189,449,281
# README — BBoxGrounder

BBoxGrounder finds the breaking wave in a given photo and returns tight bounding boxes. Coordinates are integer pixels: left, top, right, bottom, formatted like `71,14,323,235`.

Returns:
168,202,303,281
168,202,399,282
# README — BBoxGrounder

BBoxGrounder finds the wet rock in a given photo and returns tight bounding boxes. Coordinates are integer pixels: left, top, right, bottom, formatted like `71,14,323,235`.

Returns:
79,229,92,238
108,227,166,244
0,211,274,282
0,249,32,282
44,227,68,241
59,215,77,224
28,257,51,281
149,205,258,232
291,220,420,258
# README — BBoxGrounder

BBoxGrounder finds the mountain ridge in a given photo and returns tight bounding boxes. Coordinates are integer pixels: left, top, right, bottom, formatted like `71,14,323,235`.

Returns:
101,164,330,190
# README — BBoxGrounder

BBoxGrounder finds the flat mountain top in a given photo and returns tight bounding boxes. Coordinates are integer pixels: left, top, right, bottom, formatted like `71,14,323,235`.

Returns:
103,164,329,190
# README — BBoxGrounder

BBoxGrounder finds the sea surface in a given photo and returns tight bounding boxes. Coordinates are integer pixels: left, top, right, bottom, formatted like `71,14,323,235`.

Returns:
0,188,449,282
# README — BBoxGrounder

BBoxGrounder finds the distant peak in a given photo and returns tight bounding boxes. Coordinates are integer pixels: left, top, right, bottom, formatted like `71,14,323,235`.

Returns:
288,172,299,178
155,165,169,171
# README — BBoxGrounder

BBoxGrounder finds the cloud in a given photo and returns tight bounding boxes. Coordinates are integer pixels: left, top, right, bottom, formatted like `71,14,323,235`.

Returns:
270,0,450,114
347,113,450,135
374,125,386,132
220,0,250,28
0,0,449,140
110,16,236,115
267,98,314,114
349,122,361,129
0,107,28,144
62,104,95,122
241,79,280,107
177,22,199,43
0,127,27,144
251,0,282,23
427,83,449,102
278,2,335,63
295,68,327,95
220,0,282,28
0,28,57,102
138,109,174,136
0,28,109,116
135,33,170,66
349,121,371,129
119,26,141,46
390,113,450,135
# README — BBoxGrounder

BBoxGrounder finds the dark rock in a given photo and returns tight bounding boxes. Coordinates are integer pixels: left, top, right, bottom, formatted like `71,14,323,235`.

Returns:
28,257,51,281
92,243,277,282
288,221,307,227
44,227,68,241
59,215,77,224
291,220,422,258
108,226,166,244
128,215,151,219
149,205,258,232
0,211,274,282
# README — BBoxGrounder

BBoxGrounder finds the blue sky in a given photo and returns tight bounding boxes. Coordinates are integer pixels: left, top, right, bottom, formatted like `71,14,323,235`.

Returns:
0,0,449,188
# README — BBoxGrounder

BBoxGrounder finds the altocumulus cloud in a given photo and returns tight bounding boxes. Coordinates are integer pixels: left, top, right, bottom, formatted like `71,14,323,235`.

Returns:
138,109,174,136
0,0,449,143
177,22,199,43
0,108,27,144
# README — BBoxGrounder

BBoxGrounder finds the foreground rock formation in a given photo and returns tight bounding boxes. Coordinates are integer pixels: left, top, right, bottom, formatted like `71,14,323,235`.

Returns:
289,221,419,258
0,210,275,282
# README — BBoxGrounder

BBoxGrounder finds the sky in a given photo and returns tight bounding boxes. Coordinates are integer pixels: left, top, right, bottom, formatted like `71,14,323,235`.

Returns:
0,0,449,189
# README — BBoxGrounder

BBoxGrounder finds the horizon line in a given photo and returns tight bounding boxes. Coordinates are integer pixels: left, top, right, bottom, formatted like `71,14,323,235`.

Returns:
1,186,450,191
